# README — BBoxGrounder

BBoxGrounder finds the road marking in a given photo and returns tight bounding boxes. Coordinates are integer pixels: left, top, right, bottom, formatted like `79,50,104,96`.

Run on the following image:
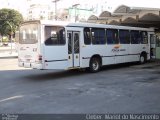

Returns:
0,95,23,103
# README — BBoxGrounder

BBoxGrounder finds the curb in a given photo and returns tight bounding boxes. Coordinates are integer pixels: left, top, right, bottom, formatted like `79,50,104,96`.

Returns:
0,56,18,59
131,61,160,68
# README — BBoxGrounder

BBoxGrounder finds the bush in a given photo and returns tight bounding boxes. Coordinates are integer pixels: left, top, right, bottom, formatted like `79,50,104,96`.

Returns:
2,36,9,43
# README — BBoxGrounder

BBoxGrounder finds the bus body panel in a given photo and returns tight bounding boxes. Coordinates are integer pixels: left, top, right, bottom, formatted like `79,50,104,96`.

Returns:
43,46,68,69
41,24,68,70
102,45,115,65
129,44,142,62
18,22,43,69
114,44,128,64
81,45,115,67
18,44,40,67
18,20,155,71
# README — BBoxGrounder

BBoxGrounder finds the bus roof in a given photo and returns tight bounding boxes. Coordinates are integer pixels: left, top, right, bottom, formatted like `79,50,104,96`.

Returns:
22,20,154,31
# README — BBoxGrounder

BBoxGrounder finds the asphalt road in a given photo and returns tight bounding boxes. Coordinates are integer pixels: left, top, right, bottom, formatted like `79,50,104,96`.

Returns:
0,58,160,114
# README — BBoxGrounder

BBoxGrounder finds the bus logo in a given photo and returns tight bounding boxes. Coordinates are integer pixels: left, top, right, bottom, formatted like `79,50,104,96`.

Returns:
114,44,121,49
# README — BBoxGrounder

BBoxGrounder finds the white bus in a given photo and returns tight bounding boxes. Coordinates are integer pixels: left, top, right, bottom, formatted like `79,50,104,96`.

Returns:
18,20,155,72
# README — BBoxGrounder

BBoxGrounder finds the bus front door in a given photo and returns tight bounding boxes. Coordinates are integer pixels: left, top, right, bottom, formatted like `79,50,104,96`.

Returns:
68,31,80,68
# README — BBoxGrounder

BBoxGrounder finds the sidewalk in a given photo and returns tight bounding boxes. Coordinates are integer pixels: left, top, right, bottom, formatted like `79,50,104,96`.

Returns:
0,52,18,58
0,46,18,59
0,46,16,50
131,59,160,68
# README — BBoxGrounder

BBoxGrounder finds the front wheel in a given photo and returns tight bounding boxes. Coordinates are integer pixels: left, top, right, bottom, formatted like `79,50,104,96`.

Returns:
89,57,101,73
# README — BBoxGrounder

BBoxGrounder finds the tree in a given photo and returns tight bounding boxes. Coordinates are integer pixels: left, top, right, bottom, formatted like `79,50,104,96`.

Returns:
0,8,23,40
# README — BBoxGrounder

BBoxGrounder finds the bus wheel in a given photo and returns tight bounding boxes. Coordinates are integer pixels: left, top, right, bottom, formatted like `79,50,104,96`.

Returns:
89,57,101,73
140,54,146,64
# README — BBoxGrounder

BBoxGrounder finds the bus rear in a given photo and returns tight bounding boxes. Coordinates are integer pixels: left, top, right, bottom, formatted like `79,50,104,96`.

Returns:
18,21,43,69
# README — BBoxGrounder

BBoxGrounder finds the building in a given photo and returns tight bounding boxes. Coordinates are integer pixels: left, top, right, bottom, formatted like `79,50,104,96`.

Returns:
25,0,114,22
67,0,113,22
87,5,160,59
0,0,113,22
27,4,50,20
68,7,93,22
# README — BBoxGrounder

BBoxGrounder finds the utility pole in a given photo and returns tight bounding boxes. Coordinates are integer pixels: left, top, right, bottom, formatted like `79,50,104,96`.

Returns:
52,0,60,20
72,4,80,22
6,21,13,54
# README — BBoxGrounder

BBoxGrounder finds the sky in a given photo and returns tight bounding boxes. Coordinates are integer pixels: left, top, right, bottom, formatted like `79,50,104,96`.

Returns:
28,0,160,9
45,0,160,10
0,0,160,14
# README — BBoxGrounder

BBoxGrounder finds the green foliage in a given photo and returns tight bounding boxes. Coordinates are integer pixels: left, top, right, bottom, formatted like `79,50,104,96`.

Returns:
0,8,23,36
2,36,9,43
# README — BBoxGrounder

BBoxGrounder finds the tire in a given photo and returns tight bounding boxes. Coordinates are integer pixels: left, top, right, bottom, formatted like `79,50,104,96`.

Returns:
89,57,101,73
140,54,146,64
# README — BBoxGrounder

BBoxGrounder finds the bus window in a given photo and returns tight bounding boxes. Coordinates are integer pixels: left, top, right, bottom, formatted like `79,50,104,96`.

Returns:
119,30,130,44
84,27,91,45
19,24,38,44
106,29,119,44
45,26,65,45
99,29,106,44
74,33,79,53
140,31,148,44
68,33,72,54
91,28,106,45
91,28,98,44
130,30,141,44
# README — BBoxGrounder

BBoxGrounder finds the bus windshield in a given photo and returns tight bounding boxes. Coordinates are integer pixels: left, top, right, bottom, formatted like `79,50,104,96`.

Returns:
19,23,38,44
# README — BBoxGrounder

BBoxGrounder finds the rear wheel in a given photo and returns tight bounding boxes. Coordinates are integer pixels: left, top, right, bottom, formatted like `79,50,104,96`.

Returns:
140,54,146,64
89,57,101,73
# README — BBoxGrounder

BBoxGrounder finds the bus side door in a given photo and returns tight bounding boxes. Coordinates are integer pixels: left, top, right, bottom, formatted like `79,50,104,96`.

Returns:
67,31,80,68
